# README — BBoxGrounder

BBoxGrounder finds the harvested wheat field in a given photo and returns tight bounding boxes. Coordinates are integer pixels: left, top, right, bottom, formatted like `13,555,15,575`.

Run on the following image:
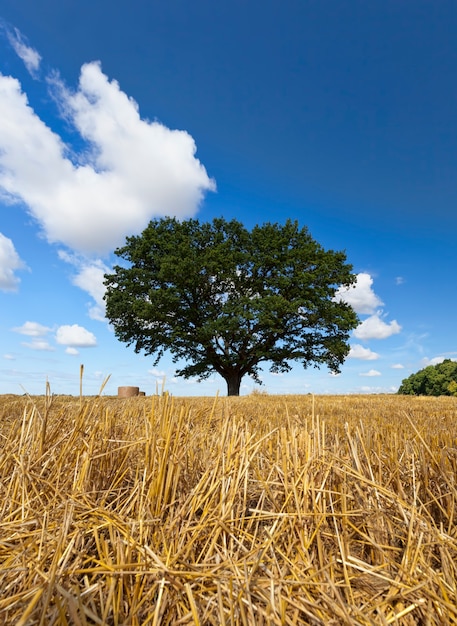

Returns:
1,392,457,625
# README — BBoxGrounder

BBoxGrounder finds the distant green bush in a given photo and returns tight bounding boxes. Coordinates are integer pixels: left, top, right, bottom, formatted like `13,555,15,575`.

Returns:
397,359,457,396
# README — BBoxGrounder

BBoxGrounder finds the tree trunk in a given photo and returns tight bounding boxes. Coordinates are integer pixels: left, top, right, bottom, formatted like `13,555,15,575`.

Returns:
225,371,242,396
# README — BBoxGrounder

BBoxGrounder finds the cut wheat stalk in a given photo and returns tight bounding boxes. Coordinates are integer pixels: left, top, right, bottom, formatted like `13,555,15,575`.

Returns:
1,392,457,624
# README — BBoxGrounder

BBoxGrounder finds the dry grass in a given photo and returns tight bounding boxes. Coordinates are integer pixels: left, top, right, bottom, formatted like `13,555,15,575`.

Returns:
1,391,457,624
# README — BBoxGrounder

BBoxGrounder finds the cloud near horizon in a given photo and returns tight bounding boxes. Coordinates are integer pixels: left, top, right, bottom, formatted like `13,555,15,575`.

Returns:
348,344,379,360
336,273,402,343
12,321,52,336
58,251,109,321
354,312,402,340
360,369,381,377
22,339,55,351
421,355,457,367
12,320,97,351
0,54,215,257
55,324,97,348
335,272,383,314
0,232,27,291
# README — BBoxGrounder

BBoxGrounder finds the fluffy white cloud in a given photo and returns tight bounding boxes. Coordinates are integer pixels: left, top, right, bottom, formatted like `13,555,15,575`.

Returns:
22,339,55,351
65,347,79,355
421,356,457,367
391,363,404,369
348,344,379,360
5,26,41,77
334,273,383,314
0,62,215,256
427,356,445,366
354,313,401,340
12,321,52,336
149,368,167,378
59,251,108,320
0,232,27,291
55,324,97,347
360,369,381,377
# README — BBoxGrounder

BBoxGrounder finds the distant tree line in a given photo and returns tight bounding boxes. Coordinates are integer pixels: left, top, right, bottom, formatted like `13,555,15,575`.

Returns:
397,359,457,396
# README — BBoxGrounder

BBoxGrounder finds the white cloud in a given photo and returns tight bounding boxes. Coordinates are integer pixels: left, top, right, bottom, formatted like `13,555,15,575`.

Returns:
420,356,457,367
348,344,379,360
12,321,52,336
391,363,404,369
3,353,15,360
55,324,97,347
59,251,108,320
360,369,381,377
148,368,167,378
0,62,215,256
354,313,401,340
334,272,383,314
426,356,445,366
65,347,79,355
13,321,55,351
359,385,383,393
22,339,55,351
0,232,27,291
395,276,404,285
6,27,41,77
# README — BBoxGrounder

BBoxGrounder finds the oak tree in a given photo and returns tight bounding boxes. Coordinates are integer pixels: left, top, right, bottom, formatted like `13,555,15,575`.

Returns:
104,217,358,396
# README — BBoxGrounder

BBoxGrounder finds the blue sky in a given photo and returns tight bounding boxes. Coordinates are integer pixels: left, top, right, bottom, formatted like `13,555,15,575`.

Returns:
1,1,456,396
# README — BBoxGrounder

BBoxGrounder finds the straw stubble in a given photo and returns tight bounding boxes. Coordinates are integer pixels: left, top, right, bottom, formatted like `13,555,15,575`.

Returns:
1,393,457,624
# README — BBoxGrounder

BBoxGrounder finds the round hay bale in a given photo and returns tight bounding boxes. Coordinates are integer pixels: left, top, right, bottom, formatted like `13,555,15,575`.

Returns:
118,386,140,398
138,391,146,396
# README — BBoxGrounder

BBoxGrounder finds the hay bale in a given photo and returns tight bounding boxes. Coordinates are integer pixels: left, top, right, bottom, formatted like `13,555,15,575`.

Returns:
118,386,140,398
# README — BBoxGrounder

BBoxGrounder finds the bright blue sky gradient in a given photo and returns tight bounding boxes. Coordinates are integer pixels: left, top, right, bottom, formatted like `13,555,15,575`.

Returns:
1,1,456,395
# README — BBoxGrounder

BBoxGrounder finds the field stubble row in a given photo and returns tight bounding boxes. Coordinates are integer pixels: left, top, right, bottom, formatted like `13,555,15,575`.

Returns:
1,392,457,625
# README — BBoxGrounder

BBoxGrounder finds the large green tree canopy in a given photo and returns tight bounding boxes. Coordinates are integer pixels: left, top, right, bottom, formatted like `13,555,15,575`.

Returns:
397,359,457,396
104,217,358,395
